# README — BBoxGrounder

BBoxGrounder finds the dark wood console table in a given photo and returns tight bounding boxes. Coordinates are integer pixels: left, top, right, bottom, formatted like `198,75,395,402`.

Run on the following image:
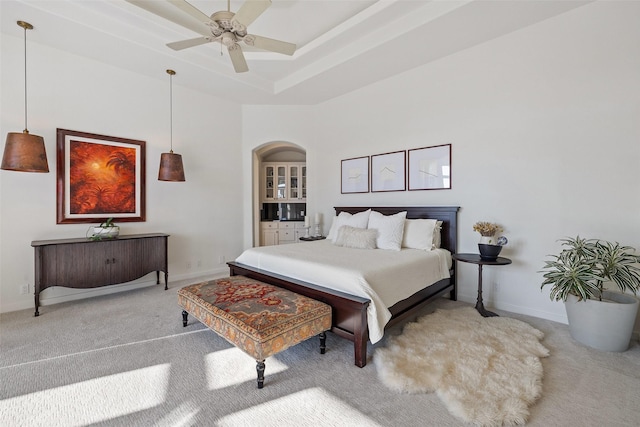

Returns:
31,233,169,316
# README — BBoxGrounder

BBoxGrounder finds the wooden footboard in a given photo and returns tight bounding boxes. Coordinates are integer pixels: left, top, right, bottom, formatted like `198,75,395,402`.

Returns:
228,261,454,367
228,261,371,367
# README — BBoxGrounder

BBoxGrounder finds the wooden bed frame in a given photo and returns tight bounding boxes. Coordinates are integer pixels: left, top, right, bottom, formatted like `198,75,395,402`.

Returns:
228,206,459,367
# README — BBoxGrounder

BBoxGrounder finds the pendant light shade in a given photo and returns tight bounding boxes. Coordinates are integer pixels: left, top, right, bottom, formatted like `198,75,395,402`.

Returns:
158,69,185,182
1,21,49,173
158,152,185,181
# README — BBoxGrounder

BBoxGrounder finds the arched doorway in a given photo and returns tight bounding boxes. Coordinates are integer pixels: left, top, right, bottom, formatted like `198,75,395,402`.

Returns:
252,142,306,246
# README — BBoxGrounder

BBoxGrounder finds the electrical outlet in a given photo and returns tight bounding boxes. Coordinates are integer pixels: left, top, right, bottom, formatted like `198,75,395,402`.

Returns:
186,261,192,269
493,282,500,293
20,284,29,295
197,259,202,268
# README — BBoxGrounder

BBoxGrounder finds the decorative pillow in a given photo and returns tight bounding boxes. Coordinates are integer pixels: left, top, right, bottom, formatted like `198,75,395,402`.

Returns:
333,225,377,249
433,220,443,248
367,210,407,251
327,209,372,242
402,218,438,251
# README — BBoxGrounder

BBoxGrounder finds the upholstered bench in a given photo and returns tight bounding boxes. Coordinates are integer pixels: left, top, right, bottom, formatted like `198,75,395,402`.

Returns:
177,276,332,388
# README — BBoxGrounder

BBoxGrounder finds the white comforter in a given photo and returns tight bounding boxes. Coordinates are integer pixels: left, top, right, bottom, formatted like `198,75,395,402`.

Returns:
234,240,452,343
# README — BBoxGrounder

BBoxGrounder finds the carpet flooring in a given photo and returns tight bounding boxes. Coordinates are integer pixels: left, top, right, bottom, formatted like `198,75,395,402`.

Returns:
1,279,639,426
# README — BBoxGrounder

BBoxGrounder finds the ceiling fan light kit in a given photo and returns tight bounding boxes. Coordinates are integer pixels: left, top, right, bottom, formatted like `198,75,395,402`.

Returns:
127,0,296,73
158,69,186,182
1,20,49,173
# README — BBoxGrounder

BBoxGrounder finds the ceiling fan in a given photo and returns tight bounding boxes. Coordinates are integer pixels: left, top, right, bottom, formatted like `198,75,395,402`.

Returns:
127,0,296,73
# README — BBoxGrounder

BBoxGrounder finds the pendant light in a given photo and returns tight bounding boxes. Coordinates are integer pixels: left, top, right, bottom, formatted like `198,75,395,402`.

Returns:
158,69,185,182
1,21,49,173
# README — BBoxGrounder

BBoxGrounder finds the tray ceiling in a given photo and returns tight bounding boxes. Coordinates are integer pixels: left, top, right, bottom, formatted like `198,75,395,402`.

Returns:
0,0,590,105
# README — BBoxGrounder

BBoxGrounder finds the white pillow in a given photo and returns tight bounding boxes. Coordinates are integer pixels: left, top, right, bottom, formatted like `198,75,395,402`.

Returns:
327,209,371,242
402,219,438,251
333,225,377,249
367,210,407,251
433,220,443,248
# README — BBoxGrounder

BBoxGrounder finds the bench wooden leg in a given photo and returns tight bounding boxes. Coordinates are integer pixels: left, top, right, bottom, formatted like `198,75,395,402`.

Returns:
256,360,265,389
182,310,188,327
319,332,327,354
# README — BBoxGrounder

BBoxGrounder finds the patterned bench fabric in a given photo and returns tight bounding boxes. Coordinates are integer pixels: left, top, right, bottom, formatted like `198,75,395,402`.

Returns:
178,276,332,360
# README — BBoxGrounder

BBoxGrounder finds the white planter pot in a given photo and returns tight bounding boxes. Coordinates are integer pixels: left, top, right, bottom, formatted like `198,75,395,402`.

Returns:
91,226,120,238
564,291,639,352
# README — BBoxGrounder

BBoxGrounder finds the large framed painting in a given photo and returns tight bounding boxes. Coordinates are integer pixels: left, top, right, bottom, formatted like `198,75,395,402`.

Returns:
408,144,452,190
341,156,369,194
56,129,146,224
371,150,406,192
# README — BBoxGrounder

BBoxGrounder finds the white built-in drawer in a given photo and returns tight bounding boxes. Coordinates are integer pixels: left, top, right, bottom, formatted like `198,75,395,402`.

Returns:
261,222,278,229
279,229,295,241
278,222,295,229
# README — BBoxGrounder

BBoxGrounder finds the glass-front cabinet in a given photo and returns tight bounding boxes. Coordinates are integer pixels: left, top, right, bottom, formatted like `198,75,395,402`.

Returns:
289,165,307,200
263,162,306,202
301,165,307,199
265,165,275,199
276,166,286,199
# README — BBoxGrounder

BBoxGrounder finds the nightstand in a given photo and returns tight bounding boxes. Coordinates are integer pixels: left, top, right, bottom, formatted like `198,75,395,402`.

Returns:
452,253,512,317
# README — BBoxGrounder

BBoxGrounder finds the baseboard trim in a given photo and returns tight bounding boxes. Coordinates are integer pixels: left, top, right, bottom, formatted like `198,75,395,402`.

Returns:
1,267,229,314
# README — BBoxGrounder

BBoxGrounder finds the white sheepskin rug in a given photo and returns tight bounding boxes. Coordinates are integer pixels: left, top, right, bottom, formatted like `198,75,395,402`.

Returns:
375,307,550,426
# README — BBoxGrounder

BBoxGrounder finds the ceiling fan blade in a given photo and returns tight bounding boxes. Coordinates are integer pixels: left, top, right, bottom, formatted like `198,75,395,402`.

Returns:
126,0,211,36
233,0,271,29
244,35,296,56
228,43,249,73
166,0,219,30
167,37,212,51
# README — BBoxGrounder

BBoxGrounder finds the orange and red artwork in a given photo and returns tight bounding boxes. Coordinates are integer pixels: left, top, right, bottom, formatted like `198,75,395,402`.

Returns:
56,129,146,224
69,140,136,214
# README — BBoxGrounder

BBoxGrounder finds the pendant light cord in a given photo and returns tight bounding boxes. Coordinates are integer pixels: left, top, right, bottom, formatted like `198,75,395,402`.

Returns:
23,24,28,133
169,72,173,152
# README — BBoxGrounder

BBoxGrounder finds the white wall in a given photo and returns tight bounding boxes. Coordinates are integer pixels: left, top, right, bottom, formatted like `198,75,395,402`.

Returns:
242,2,640,325
0,36,244,313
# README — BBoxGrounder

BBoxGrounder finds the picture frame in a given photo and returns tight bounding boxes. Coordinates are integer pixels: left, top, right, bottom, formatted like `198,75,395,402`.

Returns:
408,144,452,190
371,150,406,192
56,128,146,224
341,156,369,194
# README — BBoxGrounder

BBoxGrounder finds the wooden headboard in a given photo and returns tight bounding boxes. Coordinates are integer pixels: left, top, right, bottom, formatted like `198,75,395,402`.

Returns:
334,206,460,254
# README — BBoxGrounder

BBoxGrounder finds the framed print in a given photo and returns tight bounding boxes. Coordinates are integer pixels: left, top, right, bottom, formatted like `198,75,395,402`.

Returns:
408,144,452,190
56,128,146,224
371,150,406,192
341,156,369,193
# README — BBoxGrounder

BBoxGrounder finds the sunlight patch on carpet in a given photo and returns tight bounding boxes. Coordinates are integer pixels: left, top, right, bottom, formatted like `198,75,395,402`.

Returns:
217,387,382,427
205,348,288,389
375,307,549,426
0,364,169,426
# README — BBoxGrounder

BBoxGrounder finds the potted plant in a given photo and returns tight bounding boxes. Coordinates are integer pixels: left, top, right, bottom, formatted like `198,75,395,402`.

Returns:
473,221,508,260
540,236,640,351
89,217,120,240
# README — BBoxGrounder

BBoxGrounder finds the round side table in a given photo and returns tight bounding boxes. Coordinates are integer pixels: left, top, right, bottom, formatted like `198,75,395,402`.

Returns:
452,253,512,317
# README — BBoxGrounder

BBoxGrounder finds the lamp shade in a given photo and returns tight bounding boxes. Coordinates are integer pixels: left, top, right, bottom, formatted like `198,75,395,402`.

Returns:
1,131,49,172
158,151,185,181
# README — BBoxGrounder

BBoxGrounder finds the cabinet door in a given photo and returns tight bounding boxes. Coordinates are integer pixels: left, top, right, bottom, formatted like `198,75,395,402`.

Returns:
276,165,287,199
55,241,112,288
264,165,275,200
289,165,299,199
262,229,279,246
301,165,307,200
110,236,167,284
